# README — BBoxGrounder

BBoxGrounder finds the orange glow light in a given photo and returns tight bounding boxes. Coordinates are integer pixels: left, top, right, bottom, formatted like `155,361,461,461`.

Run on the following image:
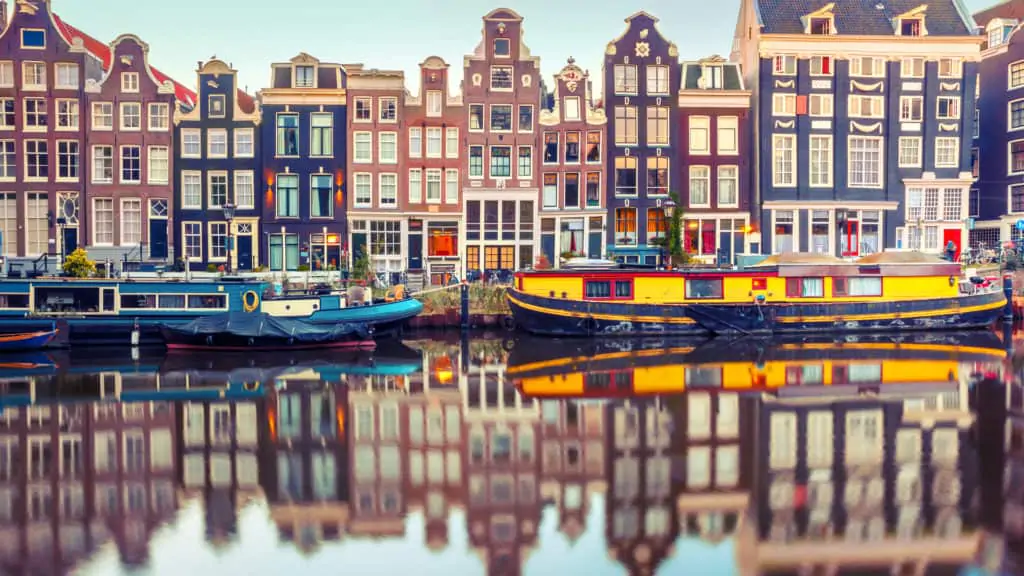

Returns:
327,234,339,244
334,170,345,187
336,407,345,436
264,170,275,186
267,406,277,442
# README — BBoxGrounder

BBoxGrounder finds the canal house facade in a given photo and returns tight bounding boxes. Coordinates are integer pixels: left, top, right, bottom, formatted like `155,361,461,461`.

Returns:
402,56,465,288
538,58,608,267
602,12,680,266
677,56,754,264
345,65,406,278
259,53,347,271
462,9,543,277
732,0,982,258
173,59,260,271
83,35,177,266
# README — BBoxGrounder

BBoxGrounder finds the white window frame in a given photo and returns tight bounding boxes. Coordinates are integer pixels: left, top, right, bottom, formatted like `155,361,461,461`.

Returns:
378,132,398,164
898,136,922,168
1009,60,1024,90
717,116,738,155
119,198,142,246
180,129,201,158
772,134,796,188
808,134,833,188
901,57,925,79
809,94,833,117
233,128,254,158
773,55,796,76
848,136,884,189
772,93,796,116
120,72,139,93
409,127,422,159
206,129,228,159
426,90,443,117
445,127,459,159
848,95,885,119
119,102,141,131
689,116,710,154
353,131,372,163
688,165,711,208
353,172,372,208
934,137,959,168
899,96,923,122
408,168,422,204
936,96,961,120
147,103,169,131
146,145,169,185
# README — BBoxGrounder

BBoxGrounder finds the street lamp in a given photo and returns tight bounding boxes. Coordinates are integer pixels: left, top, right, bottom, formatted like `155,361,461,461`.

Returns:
661,198,676,268
222,202,236,274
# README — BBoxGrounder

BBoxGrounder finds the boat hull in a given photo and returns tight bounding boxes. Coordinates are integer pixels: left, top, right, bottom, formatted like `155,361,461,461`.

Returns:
0,329,58,351
507,288,1007,336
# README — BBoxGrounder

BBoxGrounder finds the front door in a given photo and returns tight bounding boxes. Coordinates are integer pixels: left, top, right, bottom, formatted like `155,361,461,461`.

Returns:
842,219,859,257
149,219,168,260
943,228,961,260
719,231,733,264
236,235,253,271
588,230,601,259
408,233,423,271
62,227,78,257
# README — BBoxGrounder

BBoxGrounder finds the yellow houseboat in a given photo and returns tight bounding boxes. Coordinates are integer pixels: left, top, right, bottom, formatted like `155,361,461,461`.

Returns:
506,252,1007,337
507,333,1007,399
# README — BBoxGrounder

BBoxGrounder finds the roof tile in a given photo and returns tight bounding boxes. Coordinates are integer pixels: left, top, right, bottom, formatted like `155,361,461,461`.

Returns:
757,0,975,36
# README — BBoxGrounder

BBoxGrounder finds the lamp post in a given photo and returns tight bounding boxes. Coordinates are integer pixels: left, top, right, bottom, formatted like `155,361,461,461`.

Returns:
222,202,235,274
662,198,676,268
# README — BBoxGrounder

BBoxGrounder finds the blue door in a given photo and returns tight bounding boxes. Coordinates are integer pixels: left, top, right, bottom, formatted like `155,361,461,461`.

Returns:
408,233,423,270
719,231,732,265
236,235,253,271
588,231,602,259
541,235,555,266
149,219,167,260
62,227,78,256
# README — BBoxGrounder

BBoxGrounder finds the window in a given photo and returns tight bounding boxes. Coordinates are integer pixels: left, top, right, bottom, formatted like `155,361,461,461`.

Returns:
810,56,832,75
120,72,139,93
92,145,113,183
147,146,168,184
446,128,459,158
787,277,825,298
543,133,559,164
209,222,227,259
22,62,45,89
937,97,960,120
445,169,458,203
774,210,795,252
469,104,484,131
234,128,254,157
181,172,202,209
426,127,442,157
564,132,582,163
119,102,141,130
469,146,483,177
93,198,114,244
310,113,333,156
490,146,511,178
647,65,669,94
1012,100,1024,131
1011,61,1024,90
425,169,442,203
563,97,580,121
900,96,923,122
686,278,724,299
849,95,884,118
901,57,925,78
773,93,796,116
518,147,532,178
207,172,227,208
490,104,512,131
689,116,710,153
0,62,10,87
809,135,832,187
833,276,882,297
294,65,314,88
379,132,398,163
773,55,796,75
647,208,665,242
935,137,959,168
408,169,422,203
55,63,78,89
849,137,882,187
615,207,637,245
121,199,141,245
586,131,601,163
0,141,13,179
311,174,333,217
772,134,795,187
234,171,254,208
354,97,371,121
647,156,668,196
849,56,884,77
938,58,962,78
354,173,372,207
689,166,710,206
614,64,638,93
21,28,45,49
490,66,513,90
24,192,46,255
24,98,46,130
899,137,921,167
378,173,398,207
180,129,200,158
542,173,558,208
426,90,443,116
207,129,227,158
586,173,600,207
91,102,113,130
379,97,397,122
614,106,638,145
276,114,299,156
615,156,637,196
146,102,169,131
353,132,372,163
493,38,510,57
646,107,669,146
25,140,47,180
718,116,738,154
276,174,298,217
718,166,738,206
565,173,580,208
0,98,12,129
409,127,422,158
183,222,201,258
900,16,923,36
369,220,402,257
519,105,534,132
207,94,225,118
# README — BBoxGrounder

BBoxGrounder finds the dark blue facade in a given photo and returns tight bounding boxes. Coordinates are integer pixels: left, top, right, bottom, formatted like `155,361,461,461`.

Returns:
174,60,262,272
258,57,348,272
603,12,681,266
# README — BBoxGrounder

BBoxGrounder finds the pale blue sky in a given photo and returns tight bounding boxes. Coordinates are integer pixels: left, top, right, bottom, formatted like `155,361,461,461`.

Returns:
41,0,1002,100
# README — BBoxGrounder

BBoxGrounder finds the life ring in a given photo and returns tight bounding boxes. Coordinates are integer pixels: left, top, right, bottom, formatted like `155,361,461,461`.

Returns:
244,381,260,391
242,290,260,313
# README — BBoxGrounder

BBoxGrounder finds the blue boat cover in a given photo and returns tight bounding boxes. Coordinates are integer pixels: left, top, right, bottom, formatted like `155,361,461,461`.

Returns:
163,312,371,342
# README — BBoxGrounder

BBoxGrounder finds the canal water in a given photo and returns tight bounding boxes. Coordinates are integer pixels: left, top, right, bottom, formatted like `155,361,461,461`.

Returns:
0,330,1017,575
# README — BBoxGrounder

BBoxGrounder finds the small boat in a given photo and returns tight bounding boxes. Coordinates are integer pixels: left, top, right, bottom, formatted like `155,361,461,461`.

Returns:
507,251,1008,337
0,325,58,352
158,312,375,352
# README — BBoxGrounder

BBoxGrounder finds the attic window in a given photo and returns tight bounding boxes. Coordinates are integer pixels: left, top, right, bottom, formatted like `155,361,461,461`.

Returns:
700,65,723,89
900,17,923,36
494,38,510,57
810,17,833,35
294,65,314,88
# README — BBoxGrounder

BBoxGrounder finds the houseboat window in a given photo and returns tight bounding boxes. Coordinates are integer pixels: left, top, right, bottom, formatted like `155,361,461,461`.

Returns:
833,277,882,297
849,363,882,383
786,365,824,385
685,366,722,386
585,281,611,298
158,295,186,309
187,295,227,309
786,278,824,298
586,373,611,388
120,294,157,309
614,281,632,299
685,278,724,299
0,294,28,308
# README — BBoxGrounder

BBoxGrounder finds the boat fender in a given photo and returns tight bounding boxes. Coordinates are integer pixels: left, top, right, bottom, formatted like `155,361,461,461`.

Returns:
949,276,956,287
584,317,599,333
502,315,516,331
248,338,255,346
206,335,213,345
287,337,295,345
242,290,260,313
503,339,515,351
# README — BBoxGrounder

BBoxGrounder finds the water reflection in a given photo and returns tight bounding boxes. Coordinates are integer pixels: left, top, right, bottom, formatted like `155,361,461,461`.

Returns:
0,331,1016,575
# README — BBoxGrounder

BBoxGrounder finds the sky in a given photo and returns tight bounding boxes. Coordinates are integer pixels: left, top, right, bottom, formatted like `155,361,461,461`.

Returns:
33,0,1003,99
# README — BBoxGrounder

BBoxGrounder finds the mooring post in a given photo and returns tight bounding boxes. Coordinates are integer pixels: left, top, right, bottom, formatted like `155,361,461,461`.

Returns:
460,330,470,375
1004,272,1014,323
460,281,470,331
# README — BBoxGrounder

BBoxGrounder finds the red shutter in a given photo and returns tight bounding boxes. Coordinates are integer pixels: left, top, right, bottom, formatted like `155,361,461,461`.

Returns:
796,95,808,115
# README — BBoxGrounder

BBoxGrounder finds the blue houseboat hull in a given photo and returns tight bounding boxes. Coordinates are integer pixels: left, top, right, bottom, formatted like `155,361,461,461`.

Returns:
507,289,1007,337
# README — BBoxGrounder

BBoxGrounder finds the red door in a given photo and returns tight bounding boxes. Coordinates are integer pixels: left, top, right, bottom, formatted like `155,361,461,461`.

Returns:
842,219,859,256
942,229,961,260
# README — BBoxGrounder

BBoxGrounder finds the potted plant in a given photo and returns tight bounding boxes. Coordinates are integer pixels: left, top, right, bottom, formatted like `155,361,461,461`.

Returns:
63,248,96,278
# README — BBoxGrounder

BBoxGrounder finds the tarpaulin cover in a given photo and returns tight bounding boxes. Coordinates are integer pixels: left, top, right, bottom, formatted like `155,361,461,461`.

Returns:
162,312,371,343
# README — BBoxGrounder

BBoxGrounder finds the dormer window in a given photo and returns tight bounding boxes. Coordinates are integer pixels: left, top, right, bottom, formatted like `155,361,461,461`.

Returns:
494,38,510,57
987,19,1019,48
294,66,314,88
700,65,723,89
810,17,833,35
988,25,1004,48
901,18,923,36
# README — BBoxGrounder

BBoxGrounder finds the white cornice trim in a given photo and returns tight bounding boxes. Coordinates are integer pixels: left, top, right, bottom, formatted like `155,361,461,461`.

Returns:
759,34,983,60
763,200,899,208
678,91,752,108
258,91,347,106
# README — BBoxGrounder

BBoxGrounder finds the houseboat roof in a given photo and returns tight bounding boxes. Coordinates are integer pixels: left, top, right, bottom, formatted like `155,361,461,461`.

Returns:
855,251,950,265
749,253,846,267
